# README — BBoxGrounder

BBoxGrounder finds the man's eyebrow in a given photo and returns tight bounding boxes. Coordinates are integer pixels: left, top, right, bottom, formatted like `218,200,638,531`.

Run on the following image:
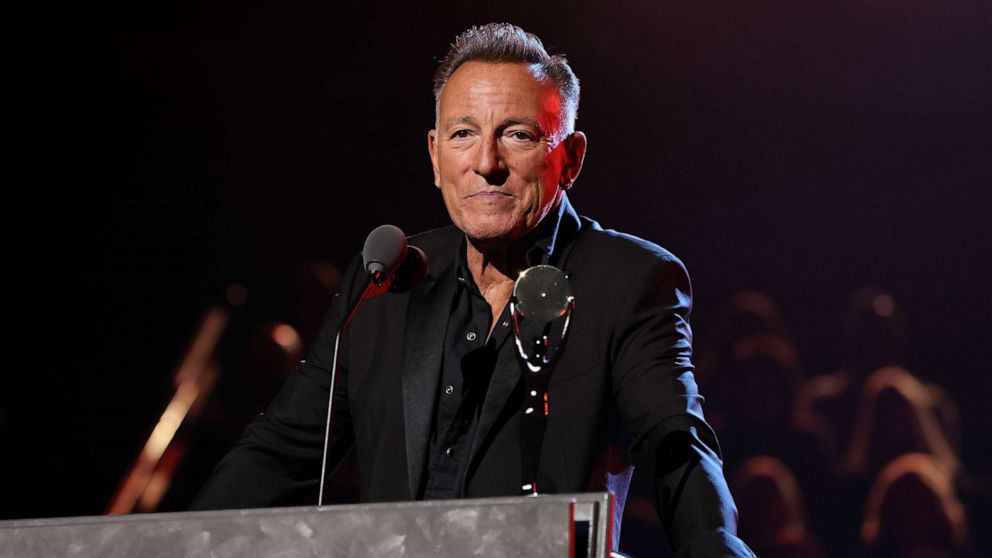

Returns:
499,117,543,131
441,116,545,132
441,116,479,129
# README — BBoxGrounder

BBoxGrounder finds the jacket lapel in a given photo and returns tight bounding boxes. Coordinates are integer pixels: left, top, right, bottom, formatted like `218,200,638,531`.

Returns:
400,258,456,499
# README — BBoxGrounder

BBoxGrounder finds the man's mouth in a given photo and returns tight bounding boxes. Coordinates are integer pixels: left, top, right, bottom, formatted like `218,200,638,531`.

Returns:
467,190,514,198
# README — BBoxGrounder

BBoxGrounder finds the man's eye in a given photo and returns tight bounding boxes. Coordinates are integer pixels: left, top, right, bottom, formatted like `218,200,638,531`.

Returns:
508,131,536,141
451,130,472,139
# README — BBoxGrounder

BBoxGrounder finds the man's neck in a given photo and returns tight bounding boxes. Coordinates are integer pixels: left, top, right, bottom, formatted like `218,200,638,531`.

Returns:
464,239,525,338
464,239,523,293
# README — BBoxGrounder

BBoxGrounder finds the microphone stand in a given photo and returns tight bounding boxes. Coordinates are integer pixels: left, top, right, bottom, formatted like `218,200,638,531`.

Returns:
317,270,389,506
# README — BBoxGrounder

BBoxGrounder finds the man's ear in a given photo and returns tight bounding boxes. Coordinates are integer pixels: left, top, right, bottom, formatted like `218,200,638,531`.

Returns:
560,131,587,190
427,129,441,188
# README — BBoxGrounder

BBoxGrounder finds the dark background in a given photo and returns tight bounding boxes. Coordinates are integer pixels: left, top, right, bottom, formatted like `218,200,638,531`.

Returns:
7,0,991,549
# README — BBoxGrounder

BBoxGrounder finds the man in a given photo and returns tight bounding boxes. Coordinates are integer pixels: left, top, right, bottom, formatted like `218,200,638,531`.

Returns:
194,23,753,557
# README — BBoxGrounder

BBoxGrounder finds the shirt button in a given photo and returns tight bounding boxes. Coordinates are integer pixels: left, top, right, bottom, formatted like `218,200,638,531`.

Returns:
466,331,477,341
444,385,454,395
445,447,454,457
501,320,509,328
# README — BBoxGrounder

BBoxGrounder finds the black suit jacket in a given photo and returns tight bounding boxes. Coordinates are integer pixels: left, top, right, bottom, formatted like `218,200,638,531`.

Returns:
193,197,743,553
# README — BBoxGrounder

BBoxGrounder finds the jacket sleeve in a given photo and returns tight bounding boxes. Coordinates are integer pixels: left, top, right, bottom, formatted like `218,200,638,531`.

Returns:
610,253,755,557
190,255,364,510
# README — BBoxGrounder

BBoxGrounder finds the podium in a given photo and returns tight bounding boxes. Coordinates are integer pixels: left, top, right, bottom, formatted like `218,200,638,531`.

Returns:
0,493,614,557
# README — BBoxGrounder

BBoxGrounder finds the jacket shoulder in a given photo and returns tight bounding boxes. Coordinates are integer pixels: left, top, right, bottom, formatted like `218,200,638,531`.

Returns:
577,217,688,272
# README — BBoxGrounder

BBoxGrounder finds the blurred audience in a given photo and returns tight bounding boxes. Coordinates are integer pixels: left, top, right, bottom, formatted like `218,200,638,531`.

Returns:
830,365,963,556
693,287,975,558
709,333,834,537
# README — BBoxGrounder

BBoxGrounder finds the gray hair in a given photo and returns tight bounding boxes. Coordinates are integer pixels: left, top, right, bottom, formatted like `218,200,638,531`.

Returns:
433,23,580,138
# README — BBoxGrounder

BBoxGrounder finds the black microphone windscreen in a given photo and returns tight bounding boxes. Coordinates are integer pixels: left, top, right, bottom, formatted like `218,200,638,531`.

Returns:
390,245,429,293
363,225,407,276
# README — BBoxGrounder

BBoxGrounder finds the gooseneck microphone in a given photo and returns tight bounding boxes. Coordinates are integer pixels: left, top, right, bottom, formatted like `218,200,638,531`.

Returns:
363,224,408,282
318,225,428,506
336,225,428,328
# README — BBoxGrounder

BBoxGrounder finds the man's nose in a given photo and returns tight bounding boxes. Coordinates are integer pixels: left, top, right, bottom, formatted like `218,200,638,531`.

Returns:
473,136,509,185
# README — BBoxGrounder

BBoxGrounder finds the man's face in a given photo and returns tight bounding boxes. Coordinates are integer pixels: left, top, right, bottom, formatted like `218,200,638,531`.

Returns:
428,61,585,247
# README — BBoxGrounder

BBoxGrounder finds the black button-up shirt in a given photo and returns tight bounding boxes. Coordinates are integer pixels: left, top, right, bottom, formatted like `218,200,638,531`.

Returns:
422,254,513,499
422,205,566,499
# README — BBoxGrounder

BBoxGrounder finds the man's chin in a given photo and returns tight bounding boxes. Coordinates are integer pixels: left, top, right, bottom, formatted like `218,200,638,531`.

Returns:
463,231,517,247
460,226,527,250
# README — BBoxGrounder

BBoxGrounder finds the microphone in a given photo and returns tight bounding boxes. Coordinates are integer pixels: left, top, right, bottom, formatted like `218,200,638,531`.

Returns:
360,225,428,296
318,224,428,506
363,224,408,282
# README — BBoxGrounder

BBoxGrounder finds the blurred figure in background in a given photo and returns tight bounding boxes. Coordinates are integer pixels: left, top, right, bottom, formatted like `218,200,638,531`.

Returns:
732,456,827,558
697,290,792,432
796,287,911,458
860,453,968,558
843,366,960,483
